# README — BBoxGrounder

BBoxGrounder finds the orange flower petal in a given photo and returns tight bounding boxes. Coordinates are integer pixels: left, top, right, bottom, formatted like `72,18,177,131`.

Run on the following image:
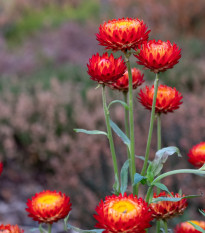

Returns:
0,224,24,233
174,221,205,233
135,40,181,73
26,190,72,224
138,84,183,114
188,142,205,168
94,193,153,233
96,18,150,51
150,192,188,220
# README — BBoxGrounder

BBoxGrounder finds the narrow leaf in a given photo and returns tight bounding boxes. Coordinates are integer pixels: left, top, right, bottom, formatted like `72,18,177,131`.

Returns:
120,160,130,195
199,209,205,217
151,194,202,203
154,183,173,197
199,164,205,171
74,129,107,136
67,224,104,233
110,119,130,149
135,155,151,164
108,100,129,110
133,173,147,185
113,174,120,195
188,221,205,233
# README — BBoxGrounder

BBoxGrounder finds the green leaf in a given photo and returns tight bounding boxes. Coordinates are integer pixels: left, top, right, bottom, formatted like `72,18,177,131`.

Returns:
109,119,130,149
113,174,120,195
108,100,129,110
120,160,129,195
199,164,205,171
147,146,182,181
151,194,202,203
67,224,104,233
133,173,147,185
135,155,151,164
74,129,107,136
188,221,205,233
153,183,173,197
64,214,70,231
199,209,205,217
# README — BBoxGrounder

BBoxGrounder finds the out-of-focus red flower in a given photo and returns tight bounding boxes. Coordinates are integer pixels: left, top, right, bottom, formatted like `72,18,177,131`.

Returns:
94,193,153,233
150,192,188,220
174,221,205,233
26,190,72,224
110,68,144,92
96,18,150,51
135,40,181,73
188,142,205,168
138,84,183,114
0,162,3,176
87,53,126,84
0,224,24,233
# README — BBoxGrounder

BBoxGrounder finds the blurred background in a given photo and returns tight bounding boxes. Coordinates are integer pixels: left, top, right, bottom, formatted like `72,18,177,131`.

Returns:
0,0,205,232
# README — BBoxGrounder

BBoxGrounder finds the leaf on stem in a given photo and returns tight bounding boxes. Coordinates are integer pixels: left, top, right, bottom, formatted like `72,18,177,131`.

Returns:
113,174,120,195
133,173,147,185
67,224,104,233
74,129,107,136
199,164,205,171
188,221,205,233
153,183,173,197
108,100,129,110
120,160,129,195
151,194,202,203
64,213,70,231
147,146,182,182
109,119,130,149
199,209,205,217
135,155,151,164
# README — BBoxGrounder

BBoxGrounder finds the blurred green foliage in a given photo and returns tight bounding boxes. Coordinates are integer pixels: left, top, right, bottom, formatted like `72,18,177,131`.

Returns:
4,0,100,44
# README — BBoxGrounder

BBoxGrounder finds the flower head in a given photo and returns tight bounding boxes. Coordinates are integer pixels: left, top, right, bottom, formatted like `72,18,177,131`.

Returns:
110,68,144,92
96,18,150,51
135,40,181,73
94,193,153,233
87,53,126,84
188,142,205,168
26,190,72,224
174,221,205,233
150,192,188,220
0,224,24,233
138,84,183,114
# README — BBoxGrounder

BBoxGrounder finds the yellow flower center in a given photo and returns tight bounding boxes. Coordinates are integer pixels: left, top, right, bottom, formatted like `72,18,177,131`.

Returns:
106,20,139,34
195,144,205,154
111,200,136,214
150,43,169,57
37,194,61,205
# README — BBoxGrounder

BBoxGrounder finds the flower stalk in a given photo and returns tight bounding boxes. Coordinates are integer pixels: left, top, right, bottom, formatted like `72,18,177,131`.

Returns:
141,73,159,176
102,85,120,193
124,52,137,195
48,224,52,233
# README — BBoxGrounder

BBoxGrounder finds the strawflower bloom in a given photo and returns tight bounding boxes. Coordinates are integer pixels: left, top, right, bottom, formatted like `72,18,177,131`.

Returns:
0,224,24,233
174,221,205,233
26,190,72,224
135,39,181,73
96,18,150,51
138,84,183,114
94,193,153,233
188,142,205,168
87,53,126,84
150,192,188,220
110,68,144,92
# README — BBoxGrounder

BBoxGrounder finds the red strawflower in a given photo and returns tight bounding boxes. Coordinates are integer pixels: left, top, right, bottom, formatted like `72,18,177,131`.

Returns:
0,224,24,233
174,221,205,233
150,192,188,220
87,53,126,84
188,142,205,168
0,162,3,176
135,39,181,73
138,84,183,114
96,18,150,51
94,193,153,233
26,190,72,224
110,68,144,92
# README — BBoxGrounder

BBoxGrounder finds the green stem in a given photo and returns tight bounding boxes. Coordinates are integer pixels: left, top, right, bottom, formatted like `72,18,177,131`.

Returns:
123,91,132,179
124,52,137,195
163,220,168,233
157,114,161,151
156,113,161,233
141,73,159,176
153,169,205,184
102,85,120,193
48,224,52,233
145,185,154,203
